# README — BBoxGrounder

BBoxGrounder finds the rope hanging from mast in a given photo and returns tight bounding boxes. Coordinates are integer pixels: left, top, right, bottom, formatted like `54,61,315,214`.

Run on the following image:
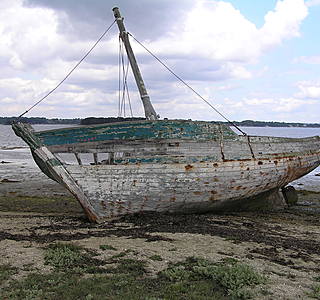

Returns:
17,20,116,119
112,7,159,120
118,37,133,118
128,32,246,136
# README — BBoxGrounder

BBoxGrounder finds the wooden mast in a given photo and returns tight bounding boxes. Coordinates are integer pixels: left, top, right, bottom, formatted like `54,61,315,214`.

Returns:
112,7,159,120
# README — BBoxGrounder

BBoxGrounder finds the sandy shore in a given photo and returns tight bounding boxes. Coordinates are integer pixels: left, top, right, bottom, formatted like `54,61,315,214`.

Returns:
1,148,320,299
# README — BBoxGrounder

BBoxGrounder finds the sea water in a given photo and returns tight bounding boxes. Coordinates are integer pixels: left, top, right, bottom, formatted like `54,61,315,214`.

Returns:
0,124,75,164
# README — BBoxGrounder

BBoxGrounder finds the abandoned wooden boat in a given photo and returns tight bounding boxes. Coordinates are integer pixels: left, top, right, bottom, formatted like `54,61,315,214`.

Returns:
12,7,320,222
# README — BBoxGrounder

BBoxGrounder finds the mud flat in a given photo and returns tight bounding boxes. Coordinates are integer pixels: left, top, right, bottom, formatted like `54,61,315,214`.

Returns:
0,151,320,299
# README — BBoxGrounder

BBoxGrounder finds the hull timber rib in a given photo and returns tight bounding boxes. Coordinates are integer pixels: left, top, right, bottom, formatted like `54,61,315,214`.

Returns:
12,121,320,222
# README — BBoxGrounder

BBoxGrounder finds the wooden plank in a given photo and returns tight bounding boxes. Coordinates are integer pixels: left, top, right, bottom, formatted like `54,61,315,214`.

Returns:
33,147,100,222
65,152,320,220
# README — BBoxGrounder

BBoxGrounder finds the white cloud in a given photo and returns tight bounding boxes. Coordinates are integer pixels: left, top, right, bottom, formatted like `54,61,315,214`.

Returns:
0,0,312,120
296,80,320,98
260,0,307,47
0,0,62,71
142,0,308,82
149,0,307,61
210,84,239,92
271,98,315,112
220,96,318,122
306,0,320,7
294,55,320,64
244,98,275,105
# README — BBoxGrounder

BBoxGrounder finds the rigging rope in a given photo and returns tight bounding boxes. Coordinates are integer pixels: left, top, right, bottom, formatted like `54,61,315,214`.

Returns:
118,38,133,118
124,58,134,117
17,20,116,119
120,41,127,117
118,35,122,117
128,32,246,136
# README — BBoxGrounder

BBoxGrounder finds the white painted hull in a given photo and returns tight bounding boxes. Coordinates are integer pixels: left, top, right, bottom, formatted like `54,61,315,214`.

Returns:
12,121,320,222
64,153,319,220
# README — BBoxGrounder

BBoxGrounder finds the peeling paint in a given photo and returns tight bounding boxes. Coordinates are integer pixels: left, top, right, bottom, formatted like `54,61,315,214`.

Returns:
11,121,320,223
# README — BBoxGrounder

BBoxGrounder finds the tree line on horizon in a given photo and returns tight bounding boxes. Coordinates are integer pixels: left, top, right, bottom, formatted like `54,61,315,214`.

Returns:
0,117,81,125
0,116,319,128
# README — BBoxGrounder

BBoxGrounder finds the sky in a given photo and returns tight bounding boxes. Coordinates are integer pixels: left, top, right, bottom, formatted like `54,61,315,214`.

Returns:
1,0,320,122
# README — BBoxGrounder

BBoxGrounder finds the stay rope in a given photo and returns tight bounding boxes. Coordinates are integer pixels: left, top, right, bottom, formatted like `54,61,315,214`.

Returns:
128,32,246,136
17,20,116,119
118,38,133,117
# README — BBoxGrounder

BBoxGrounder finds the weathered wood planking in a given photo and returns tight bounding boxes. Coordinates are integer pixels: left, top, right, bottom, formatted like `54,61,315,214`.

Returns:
35,120,236,143
12,121,320,222
65,152,320,220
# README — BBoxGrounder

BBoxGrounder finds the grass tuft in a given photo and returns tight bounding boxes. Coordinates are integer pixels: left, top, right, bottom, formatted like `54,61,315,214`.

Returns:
3,273,75,300
44,243,103,274
112,259,147,276
310,284,320,299
160,256,266,299
99,244,117,251
149,255,163,261
214,261,266,299
0,264,17,285
1,255,266,300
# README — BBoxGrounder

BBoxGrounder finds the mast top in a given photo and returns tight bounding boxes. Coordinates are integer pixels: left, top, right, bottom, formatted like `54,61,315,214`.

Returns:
112,7,121,18
112,7,159,120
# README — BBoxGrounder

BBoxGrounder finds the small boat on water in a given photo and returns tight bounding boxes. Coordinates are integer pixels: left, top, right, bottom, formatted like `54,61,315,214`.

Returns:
13,8,320,222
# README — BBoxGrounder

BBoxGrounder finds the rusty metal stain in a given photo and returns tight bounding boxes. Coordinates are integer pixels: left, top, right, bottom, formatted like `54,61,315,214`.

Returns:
193,191,202,195
185,164,193,171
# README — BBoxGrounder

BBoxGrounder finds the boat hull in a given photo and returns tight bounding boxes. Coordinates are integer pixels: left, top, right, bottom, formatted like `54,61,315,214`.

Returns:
12,121,320,222
63,153,319,220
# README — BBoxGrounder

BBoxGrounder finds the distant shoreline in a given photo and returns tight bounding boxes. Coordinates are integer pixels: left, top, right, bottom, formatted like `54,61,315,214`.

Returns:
1,116,319,128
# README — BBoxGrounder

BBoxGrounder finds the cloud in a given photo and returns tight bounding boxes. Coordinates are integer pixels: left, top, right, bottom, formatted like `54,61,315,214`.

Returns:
131,0,308,84
294,55,320,64
271,98,316,112
260,0,307,47
220,96,317,122
306,0,320,7
0,0,64,72
24,0,195,40
0,0,311,120
296,80,320,99
146,0,307,61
